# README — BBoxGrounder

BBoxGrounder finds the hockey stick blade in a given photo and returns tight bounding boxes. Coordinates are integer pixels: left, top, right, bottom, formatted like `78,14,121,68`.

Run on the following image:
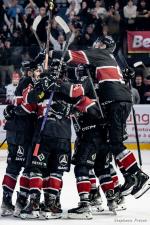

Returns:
55,16,70,34
133,61,143,68
32,15,42,31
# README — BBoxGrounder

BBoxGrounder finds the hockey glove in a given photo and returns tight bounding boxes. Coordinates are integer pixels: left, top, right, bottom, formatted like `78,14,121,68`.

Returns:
122,67,135,81
3,105,15,120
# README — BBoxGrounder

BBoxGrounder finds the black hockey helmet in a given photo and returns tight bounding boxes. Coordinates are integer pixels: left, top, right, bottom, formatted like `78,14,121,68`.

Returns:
93,35,116,52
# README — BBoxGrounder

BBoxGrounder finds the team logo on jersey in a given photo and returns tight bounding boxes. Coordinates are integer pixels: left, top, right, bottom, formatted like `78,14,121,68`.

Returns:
38,153,45,161
17,146,24,157
92,154,96,161
59,154,68,166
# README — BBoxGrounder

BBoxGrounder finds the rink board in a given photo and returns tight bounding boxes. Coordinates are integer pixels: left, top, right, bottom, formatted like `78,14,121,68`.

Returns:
0,105,150,150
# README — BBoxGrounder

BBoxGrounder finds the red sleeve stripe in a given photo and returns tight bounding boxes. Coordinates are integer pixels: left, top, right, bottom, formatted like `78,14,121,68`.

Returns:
68,50,89,64
70,84,85,98
96,66,124,83
85,102,95,112
22,84,33,104
21,104,32,114
14,96,23,106
75,96,95,112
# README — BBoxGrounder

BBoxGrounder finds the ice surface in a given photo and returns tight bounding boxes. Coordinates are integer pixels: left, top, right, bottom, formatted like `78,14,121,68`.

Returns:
0,150,150,225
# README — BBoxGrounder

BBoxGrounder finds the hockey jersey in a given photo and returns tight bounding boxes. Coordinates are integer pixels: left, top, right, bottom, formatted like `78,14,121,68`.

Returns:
52,48,132,104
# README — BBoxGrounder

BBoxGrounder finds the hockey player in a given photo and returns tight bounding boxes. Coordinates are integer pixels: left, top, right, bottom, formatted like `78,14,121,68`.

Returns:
1,65,40,217
19,60,73,219
49,35,150,199
43,64,118,218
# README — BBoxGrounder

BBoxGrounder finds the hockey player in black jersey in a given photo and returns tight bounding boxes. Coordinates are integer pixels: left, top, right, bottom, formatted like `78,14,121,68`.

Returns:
49,35,150,199
19,60,73,219
42,64,118,218
0,66,41,217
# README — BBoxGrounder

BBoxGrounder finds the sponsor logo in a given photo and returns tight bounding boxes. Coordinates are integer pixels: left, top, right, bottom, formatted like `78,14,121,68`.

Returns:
17,146,24,157
15,157,25,162
82,125,96,131
59,154,68,167
38,153,45,161
132,35,150,48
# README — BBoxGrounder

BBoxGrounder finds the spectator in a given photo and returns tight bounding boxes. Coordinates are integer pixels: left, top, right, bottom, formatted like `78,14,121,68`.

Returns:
131,86,141,104
36,6,48,43
5,71,20,104
123,0,137,30
66,0,81,16
133,69,146,104
7,0,24,19
0,38,14,87
77,1,91,26
25,0,39,17
80,24,97,48
104,4,121,42
143,76,150,104
50,32,75,50
92,0,107,20
136,0,150,30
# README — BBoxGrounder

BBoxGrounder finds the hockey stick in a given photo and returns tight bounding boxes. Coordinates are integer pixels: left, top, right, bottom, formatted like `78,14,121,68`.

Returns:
33,15,71,157
133,61,149,77
55,16,71,34
55,16,104,118
33,0,54,156
86,68,104,119
32,15,44,50
117,50,142,168
0,138,6,149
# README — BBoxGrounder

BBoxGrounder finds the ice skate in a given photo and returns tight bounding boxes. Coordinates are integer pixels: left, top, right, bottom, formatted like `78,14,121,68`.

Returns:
106,190,117,215
121,173,135,196
89,189,104,214
1,192,14,216
68,202,93,219
13,192,28,217
131,170,150,199
20,193,40,219
115,187,126,211
40,193,62,219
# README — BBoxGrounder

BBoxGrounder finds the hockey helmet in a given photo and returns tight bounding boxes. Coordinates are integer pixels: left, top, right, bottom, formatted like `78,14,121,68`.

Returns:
93,35,116,52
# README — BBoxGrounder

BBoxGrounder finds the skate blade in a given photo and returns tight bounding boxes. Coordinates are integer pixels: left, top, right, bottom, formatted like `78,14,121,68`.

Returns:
41,211,62,219
67,212,93,220
116,205,127,211
20,211,40,219
134,180,150,199
112,209,117,215
13,209,21,217
121,186,134,196
1,211,13,217
91,206,104,215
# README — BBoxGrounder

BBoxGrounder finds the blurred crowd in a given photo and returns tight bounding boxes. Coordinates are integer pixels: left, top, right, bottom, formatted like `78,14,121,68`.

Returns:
0,0,150,104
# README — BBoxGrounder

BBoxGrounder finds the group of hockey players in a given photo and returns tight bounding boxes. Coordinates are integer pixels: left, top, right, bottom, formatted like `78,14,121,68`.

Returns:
1,35,150,220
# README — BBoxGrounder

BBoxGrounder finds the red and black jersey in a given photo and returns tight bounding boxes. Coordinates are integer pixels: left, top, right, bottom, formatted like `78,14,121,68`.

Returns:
52,48,132,103
15,76,37,114
14,77,33,106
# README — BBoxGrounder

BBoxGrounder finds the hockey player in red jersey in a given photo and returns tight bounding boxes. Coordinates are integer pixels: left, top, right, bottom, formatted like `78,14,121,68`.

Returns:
1,65,40,217
49,35,150,199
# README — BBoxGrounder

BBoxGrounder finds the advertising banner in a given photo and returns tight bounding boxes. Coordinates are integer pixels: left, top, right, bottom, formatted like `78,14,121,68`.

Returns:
127,31,150,53
0,105,150,145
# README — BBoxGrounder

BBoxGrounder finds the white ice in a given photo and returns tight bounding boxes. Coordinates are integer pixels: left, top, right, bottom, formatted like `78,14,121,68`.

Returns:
0,150,150,225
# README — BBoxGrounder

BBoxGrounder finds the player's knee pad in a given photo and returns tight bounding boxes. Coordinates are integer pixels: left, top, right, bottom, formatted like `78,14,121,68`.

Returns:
74,165,90,177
